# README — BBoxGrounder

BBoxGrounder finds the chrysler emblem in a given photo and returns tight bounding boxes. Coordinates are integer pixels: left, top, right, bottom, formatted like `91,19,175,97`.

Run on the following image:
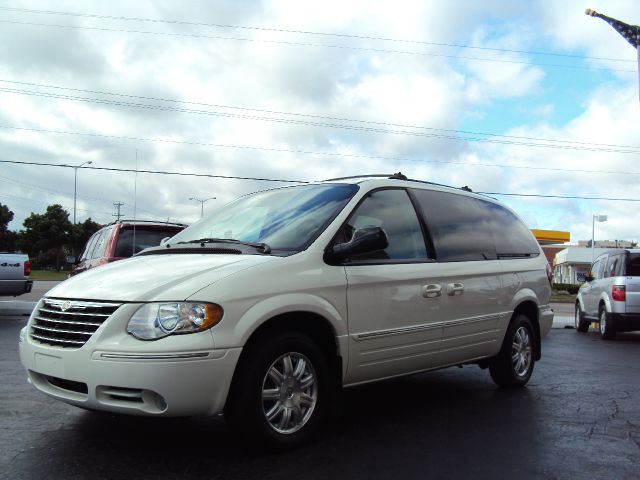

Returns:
61,301,71,311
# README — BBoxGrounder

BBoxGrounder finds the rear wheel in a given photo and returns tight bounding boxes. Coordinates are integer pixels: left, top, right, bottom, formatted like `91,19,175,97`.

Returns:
224,332,331,450
574,304,589,332
489,314,536,388
599,308,616,340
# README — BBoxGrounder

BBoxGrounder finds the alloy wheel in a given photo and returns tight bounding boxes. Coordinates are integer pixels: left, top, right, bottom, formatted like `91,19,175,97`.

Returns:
261,352,318,434
511,326,532,378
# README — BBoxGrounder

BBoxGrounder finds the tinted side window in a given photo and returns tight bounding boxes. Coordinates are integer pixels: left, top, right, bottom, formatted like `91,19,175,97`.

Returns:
606,254,624,277
80,233,99,261
411,189,496,262
475,200,540,258
591,259,602,280
91,228,109,259
344,189,427,261
592,257,607,280
597,258,607,279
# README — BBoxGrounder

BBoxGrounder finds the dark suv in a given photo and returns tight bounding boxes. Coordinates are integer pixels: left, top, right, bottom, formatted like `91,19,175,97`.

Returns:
70,220,186,276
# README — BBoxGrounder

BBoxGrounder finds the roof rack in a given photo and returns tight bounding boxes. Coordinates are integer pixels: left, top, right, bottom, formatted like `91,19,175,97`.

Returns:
107,219,187,227
322,173,397,182
322,172,473,193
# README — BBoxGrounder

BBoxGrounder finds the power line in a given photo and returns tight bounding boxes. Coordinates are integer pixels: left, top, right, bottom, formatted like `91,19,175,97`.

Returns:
3,79,639,152
0,6,633,64
2,124,640,176
0,173,164,219
480,192,640,202
0,19,635,74
2,159,640,202
0,159,307,183
3,87,640,155
0,192,113,216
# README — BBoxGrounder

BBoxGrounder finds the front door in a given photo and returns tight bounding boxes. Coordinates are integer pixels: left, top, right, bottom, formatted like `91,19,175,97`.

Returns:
340,189,445,384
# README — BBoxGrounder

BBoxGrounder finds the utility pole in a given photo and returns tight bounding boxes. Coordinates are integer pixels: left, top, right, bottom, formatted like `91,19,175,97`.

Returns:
113,202,124,221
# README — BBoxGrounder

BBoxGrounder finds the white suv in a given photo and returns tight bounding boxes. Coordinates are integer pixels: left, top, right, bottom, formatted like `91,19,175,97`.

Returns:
575,249,640,339
19,175,553,448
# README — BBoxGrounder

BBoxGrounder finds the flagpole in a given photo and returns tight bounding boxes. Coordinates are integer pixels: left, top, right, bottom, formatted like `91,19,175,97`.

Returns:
586,9,640,102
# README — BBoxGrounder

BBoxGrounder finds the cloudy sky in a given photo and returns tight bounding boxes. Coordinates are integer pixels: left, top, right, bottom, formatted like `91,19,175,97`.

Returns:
0,0,638,244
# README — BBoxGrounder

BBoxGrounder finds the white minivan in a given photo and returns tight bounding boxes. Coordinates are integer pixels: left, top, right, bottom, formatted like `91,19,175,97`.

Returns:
20,175,553,448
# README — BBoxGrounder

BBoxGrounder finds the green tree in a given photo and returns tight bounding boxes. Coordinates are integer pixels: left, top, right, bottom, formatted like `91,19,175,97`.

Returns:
19,204,73,270
72,218,103,255
0,203,18,252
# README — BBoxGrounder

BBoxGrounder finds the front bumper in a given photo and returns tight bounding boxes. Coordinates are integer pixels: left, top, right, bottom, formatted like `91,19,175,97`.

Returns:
539,304,554,338
19,301,241,417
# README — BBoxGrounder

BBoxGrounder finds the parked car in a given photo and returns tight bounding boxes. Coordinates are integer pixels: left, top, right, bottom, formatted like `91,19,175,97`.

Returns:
20,175,553,448
0,252,32,296
575,249,640,339
70,220,187,276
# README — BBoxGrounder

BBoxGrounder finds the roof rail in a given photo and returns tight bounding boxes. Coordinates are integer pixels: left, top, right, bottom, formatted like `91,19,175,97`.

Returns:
322,173,396,182
322,172,474,193
107,219,187,227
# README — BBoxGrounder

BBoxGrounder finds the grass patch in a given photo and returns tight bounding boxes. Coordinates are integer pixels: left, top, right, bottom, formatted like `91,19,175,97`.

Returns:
551,292,577,303
30,270,69,281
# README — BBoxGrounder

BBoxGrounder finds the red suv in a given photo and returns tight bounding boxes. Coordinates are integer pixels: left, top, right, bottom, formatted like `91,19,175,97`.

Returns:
70,220,186,276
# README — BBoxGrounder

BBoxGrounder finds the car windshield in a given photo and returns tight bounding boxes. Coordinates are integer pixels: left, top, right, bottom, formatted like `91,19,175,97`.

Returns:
169,184,359,252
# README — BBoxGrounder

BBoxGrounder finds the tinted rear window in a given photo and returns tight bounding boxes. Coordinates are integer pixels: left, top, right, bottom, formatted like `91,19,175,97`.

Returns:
115,227,183,258
628,254,640,276
475,200,540,258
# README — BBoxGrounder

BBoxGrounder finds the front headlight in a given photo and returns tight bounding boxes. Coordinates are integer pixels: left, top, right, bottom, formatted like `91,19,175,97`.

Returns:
126,302,224,340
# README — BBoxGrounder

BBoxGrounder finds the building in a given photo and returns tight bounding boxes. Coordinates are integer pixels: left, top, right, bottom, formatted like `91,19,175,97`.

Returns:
577,240,636,248
553,247,610,284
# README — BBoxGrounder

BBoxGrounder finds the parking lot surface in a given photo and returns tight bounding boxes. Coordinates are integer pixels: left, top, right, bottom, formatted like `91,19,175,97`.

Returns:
1,312,639,480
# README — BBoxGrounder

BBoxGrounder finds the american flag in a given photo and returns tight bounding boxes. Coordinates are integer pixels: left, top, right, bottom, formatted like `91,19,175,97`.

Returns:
586,10,639,49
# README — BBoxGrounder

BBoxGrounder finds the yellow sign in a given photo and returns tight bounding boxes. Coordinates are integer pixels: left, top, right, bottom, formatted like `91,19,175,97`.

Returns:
531,229,570,245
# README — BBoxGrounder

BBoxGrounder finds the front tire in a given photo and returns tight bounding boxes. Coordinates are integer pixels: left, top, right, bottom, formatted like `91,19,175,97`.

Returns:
489,314,536,388
575,304,589,332
599,308,616,340
224,332,331,450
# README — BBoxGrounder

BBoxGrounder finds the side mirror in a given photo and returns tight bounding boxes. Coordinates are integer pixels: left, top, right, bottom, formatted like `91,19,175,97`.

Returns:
584,274,594,282
330,226,389,261
65,255,77,265
160,237,171,246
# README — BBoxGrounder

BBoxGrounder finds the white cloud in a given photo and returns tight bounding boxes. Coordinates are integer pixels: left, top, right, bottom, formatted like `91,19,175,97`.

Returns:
0,0,638,248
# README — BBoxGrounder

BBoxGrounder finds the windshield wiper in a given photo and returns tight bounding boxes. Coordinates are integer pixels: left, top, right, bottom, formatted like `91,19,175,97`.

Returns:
176,238,271,254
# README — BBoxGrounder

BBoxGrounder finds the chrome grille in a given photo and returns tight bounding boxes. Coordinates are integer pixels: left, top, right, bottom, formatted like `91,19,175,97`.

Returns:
30,299,121,348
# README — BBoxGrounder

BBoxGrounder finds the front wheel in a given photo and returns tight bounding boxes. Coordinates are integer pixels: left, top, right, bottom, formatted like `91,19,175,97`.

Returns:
224,332,331,449
489,314,536,388
575,304,589,332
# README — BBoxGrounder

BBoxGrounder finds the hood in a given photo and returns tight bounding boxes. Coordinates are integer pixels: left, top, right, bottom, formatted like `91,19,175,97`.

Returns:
46,254,279,302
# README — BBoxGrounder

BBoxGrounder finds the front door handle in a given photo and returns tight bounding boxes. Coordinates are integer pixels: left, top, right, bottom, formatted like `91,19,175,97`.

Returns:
422,284,442,298
447,283,464,296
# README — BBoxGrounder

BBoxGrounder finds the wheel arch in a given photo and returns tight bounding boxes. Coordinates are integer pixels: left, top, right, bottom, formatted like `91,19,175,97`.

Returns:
598,294,612,315
227,310,344,409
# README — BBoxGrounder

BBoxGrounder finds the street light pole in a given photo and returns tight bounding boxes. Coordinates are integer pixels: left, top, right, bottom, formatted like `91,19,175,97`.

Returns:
592,214,608,263
72,161,92,225
189,196,216,218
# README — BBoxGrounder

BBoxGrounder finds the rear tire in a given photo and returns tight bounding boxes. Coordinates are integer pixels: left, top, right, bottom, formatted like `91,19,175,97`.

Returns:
224,332,331,450
489,314,536,388
599,308,616,340
574,304,589,332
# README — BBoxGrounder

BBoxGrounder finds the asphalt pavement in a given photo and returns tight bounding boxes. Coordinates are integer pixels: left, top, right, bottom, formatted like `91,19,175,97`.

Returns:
1,288,639,479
